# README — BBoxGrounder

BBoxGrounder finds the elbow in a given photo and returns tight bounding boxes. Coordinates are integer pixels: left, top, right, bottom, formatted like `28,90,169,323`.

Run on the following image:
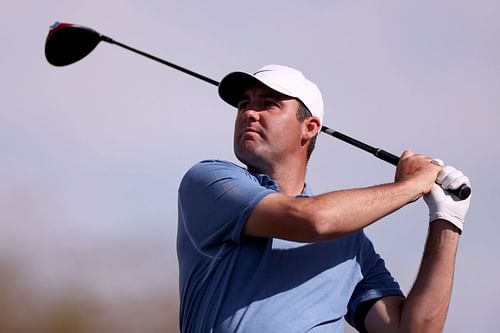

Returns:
399,307,447,333
275,197,347,243
308,213,329,241
310,216,342,241
296,203,341,242
403,314,447,333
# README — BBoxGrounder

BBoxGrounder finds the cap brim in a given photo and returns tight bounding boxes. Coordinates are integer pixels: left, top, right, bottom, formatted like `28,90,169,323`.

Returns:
218,71,261,108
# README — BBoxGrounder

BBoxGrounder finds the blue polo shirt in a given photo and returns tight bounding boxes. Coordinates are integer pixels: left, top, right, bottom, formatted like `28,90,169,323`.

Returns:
177,160,403,333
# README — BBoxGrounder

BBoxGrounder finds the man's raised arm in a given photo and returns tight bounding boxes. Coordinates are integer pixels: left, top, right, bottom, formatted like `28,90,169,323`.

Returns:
364,164,471,333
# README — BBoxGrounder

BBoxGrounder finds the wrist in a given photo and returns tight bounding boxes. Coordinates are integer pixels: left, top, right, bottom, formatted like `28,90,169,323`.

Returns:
396,178,425,202
429,210,464,235
429,219,462,238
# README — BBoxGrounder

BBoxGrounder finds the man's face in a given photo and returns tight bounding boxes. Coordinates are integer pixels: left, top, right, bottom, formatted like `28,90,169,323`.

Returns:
233,82,304,171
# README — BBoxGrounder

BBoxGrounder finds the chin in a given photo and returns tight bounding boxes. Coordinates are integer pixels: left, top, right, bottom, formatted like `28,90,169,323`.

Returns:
234,149,253,165
235,149,270,173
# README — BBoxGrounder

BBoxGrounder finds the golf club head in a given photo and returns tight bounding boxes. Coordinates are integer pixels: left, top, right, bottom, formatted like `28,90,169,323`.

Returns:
45,22,103,66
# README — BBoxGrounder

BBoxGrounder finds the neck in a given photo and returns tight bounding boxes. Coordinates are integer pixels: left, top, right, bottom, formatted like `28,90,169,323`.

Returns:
248,156,307,196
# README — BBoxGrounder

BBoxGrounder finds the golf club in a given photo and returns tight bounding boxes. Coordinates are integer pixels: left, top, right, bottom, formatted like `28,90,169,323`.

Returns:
44,21,471,200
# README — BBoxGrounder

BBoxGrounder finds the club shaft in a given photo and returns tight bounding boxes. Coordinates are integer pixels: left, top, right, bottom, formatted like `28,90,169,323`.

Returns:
101,35,220,86
321,126,470,199
321,126,400,165
98,34,470,199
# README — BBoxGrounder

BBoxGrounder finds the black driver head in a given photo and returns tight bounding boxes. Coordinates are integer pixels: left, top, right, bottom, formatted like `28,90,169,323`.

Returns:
45,22,102,66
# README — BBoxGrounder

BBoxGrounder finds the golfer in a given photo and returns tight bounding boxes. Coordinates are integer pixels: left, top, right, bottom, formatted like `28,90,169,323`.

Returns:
177,65,471,333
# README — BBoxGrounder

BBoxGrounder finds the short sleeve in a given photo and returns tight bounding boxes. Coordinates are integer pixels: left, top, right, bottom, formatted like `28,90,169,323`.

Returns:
345,233,405,330
178,160,276,255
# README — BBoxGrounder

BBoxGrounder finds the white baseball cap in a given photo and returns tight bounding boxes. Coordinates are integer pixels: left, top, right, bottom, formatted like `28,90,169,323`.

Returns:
218,64,324,125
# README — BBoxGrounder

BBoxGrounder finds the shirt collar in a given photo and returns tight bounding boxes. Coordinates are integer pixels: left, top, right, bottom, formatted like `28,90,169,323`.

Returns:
250,171,313,197
297,183,313,197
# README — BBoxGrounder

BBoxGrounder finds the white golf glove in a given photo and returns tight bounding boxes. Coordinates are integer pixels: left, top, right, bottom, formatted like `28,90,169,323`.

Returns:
423,159,471,233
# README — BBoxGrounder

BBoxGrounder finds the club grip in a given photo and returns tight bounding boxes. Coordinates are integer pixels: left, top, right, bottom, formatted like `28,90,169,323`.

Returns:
448,184,471,200
374,149,471,200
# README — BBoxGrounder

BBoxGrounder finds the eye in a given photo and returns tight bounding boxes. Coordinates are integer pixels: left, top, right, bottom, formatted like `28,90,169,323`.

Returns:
237,100,249,110
264,99,278,108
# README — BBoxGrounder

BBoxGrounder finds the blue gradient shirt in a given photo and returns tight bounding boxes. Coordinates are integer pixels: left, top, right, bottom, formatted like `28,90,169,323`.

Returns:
177,160,403,333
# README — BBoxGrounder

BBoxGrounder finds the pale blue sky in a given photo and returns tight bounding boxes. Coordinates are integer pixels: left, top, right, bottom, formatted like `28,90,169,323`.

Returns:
1,1,499,331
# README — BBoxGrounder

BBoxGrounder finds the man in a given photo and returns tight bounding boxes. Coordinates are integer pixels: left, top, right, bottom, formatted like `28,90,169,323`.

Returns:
177,65,471,332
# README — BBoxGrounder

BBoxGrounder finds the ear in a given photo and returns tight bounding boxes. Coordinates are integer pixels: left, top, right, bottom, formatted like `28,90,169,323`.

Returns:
301,116,321,142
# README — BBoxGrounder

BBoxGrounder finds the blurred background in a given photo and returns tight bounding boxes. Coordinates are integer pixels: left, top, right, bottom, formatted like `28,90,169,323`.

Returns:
1,1,499,332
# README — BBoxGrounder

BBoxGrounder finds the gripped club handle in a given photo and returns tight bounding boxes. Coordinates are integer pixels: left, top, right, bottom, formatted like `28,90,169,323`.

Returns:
321,126,471,200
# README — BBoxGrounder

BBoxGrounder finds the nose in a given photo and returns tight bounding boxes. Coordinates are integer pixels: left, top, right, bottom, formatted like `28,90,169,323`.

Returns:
241,107,260,123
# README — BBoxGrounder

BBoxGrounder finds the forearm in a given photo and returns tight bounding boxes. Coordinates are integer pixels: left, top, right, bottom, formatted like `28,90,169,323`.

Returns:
304,181,420,241
400,220,460,333
246,180,420,242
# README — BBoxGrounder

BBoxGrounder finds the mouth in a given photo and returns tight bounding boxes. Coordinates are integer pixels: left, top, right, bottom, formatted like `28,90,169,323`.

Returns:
240,127,262,139
243,127,259,134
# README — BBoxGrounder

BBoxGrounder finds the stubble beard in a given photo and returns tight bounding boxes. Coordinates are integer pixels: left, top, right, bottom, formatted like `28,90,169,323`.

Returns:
234,139,273,174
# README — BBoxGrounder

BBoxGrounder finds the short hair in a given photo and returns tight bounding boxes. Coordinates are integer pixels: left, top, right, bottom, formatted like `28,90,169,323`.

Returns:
296,100,318,160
